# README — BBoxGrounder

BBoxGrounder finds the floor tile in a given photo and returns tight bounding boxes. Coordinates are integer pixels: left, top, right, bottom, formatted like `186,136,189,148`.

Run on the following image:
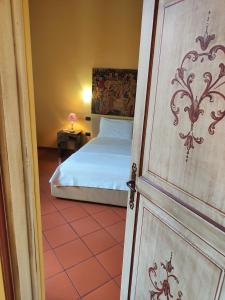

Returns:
60,204,88,222
44,250,63,279
39,176,52,187
38,148,126,299
45,272,79,300
114,275,121,287
83,280,120,300
92,210,121,227
70,216,101,237
120,241,125,252
96,245,123,277
82,229,117,255
54,239,92,269
105,221,125,243
82,203,108,215
52,198,78,210
44,224,78,248
67,257,110,296
113,207,127,220
43,235,51,252
39,182,50,195
42,211,66,231
40,192,55,204
41,200,57,215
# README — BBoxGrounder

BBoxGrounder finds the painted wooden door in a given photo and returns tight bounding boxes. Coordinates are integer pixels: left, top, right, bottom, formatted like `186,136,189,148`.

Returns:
121,0,225,299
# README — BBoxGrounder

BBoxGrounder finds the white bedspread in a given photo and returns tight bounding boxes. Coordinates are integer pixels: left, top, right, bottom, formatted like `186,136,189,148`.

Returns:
49,137,131,191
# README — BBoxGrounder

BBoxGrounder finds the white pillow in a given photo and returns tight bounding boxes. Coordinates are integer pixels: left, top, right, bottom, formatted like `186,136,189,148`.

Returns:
98,117,133,140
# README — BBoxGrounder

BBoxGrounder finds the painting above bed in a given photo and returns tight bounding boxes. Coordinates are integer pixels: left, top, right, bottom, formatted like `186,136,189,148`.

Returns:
91,68,137,117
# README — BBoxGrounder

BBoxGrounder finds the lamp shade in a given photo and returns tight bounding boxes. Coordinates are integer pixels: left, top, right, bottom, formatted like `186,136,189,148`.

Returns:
67,113,78,122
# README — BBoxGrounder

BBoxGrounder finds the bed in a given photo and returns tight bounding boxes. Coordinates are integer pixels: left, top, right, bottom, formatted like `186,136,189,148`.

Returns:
49,117,133,207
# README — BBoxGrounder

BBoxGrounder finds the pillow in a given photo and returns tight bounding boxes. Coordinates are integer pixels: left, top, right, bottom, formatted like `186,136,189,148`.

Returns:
98,117,133,140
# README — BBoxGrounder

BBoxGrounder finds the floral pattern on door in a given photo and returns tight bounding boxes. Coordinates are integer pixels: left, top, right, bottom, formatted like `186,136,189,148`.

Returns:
170,11,225,161
148,253,183,300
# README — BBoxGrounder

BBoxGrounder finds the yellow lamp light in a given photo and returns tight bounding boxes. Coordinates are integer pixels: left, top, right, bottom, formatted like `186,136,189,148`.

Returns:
82,87,92,104
67,112,78,132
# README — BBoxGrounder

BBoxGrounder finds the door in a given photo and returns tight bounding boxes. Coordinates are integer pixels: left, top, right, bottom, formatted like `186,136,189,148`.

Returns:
121,0,225,299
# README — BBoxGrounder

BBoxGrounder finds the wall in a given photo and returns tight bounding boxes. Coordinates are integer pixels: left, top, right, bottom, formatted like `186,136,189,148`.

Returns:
29,0,143,147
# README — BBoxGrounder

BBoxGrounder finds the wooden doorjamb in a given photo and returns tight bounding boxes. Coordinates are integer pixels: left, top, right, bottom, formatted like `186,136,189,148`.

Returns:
0,163,14,299
0,0,44,299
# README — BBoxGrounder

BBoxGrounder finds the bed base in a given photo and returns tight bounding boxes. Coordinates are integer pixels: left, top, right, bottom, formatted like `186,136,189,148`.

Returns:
51,184,128,207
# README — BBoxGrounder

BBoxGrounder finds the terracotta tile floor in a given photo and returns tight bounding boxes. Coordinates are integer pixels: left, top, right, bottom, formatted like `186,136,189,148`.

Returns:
38,148,126,300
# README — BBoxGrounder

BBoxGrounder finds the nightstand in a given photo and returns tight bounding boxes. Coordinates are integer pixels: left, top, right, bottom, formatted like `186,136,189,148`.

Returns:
57,130,82,161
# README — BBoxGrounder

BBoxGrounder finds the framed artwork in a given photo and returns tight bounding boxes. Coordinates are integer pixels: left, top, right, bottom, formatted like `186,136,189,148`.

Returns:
91,68,137,117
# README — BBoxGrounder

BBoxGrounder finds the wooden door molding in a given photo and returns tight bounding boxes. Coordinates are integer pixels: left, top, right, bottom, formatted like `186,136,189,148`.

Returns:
131,197,225,299
0,0,44,299
0,162,14,299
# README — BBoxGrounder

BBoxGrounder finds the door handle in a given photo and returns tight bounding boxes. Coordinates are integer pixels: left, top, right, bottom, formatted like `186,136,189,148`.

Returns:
126,180,136,193
127,163,137,209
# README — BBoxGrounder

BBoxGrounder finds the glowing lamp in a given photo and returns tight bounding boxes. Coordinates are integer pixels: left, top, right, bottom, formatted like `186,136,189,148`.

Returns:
82,87,92,104
67,112,77,132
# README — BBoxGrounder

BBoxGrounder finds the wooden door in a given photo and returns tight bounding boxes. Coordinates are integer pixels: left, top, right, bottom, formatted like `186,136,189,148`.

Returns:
121,0,225,299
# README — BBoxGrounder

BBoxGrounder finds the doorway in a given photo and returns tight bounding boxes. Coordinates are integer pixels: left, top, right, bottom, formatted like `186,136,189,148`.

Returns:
2,0,225,299
28,0,143,298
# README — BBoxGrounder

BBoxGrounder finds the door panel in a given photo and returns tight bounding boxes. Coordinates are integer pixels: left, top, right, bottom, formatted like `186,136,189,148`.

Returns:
141,0,225,226
121,0,225,299
137,178,225,256
130,196,225,299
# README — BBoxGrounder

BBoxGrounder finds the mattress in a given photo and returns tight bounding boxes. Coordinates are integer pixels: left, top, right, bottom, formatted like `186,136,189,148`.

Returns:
49,137,131,191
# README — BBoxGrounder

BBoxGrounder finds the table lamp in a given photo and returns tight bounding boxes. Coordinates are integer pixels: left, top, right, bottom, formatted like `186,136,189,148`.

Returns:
67,113,77,132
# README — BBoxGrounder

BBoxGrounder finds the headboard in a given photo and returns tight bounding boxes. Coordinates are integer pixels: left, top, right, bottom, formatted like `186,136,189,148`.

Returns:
91,115,133,138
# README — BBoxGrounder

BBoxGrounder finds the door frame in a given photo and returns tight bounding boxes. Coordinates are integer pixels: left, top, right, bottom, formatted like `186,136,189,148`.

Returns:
0,0,44,299
0,163,14,299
